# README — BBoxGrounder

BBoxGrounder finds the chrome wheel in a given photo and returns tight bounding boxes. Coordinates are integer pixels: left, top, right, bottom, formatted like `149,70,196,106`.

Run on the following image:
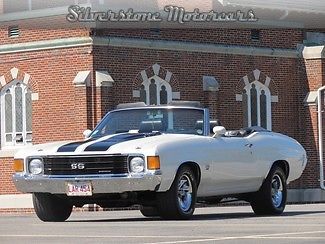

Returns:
177,175,193,212
157,166,197,220
271,174,283,208
251,166,287,215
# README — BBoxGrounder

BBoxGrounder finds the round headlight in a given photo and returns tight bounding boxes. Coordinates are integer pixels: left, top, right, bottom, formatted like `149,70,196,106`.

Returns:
29,159,44,175
129,157,145,173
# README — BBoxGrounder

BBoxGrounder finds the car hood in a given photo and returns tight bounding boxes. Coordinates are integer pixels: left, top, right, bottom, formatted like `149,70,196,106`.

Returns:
14,132,196,158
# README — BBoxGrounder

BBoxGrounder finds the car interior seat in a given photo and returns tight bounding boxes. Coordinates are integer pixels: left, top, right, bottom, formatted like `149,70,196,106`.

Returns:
139,120,163,133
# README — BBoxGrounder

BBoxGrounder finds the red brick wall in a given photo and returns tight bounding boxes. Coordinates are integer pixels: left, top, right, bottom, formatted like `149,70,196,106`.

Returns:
0,46,93,144
0,27,89,45
93,46,300,131
285,57,324,189
0,158,19,194
0,44,94,194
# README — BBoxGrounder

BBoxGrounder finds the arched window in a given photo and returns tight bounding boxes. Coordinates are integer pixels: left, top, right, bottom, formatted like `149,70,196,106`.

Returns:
140,76,172,105
242,81,272,130
0,80,32,147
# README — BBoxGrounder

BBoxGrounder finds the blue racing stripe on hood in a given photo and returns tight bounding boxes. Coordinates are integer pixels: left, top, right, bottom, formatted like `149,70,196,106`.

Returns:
57,138,95,152
84,132,160,152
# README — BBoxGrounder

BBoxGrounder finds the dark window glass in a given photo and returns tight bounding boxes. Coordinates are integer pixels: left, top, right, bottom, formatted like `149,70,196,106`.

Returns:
15,85,23,133
149,79,157,105
5,91,12,133
26,89,32,132
160,85,168,105
91,108,204,137
139,85,146,104
250,84,257,126
260,90,267,129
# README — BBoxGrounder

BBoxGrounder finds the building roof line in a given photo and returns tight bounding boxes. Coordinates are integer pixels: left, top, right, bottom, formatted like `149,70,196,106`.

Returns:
0,36,321,59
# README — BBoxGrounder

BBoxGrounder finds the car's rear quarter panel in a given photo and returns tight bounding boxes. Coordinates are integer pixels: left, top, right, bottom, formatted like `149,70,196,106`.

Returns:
248,132,306,183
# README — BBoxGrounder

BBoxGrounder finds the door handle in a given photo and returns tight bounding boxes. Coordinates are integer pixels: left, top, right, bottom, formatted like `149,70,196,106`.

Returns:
245,143,253,148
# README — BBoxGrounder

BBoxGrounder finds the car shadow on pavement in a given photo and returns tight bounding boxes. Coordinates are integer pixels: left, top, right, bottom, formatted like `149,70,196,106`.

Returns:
67,210,325,223
191,210,325,220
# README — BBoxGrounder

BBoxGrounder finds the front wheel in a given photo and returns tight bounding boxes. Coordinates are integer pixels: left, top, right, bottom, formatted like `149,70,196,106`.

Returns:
33,193,73,222
250,166,287,215
156,166,197,220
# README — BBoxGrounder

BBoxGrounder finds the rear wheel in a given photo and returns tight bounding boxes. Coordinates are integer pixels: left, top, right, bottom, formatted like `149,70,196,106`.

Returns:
33,193,73,222
157,166,197,220
250,166,287,215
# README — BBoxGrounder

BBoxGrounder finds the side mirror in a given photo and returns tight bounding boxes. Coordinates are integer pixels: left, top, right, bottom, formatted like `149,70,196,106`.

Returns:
212,126,226,138
83,129,92,139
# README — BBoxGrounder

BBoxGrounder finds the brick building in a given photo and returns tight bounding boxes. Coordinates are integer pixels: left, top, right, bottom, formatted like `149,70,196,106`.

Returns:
0,0,325,208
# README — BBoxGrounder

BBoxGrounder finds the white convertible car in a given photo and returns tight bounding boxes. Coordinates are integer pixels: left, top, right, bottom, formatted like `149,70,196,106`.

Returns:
13,101,307,221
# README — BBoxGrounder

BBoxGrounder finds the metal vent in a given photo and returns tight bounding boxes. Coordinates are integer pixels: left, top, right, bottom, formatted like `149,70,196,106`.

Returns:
251,29,260,41
8,26,20,38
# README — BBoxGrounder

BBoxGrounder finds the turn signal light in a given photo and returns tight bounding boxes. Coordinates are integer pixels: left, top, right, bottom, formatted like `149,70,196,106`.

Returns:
13,159,24,172
147,156,160,170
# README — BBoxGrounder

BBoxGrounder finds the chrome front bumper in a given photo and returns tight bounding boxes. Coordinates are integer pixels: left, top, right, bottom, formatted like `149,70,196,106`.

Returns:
13,173,162,194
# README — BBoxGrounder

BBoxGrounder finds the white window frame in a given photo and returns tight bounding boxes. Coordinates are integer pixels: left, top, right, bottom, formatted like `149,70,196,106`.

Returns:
243,80,272,130
141,75,172,106
0,80,32,148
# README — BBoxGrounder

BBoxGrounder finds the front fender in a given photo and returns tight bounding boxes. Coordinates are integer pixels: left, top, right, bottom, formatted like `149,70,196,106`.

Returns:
154,141,208,192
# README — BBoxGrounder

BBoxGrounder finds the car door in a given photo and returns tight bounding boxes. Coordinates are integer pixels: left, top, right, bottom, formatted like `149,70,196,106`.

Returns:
199,135,260,196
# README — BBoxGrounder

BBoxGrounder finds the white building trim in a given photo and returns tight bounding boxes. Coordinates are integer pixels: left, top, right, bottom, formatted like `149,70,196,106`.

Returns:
0,36,301,58
304,91,318,106
239,69,275,130
301,45,325,59
73,71,91,86
0,37,93,55
95,71,114,87
134,64,176,105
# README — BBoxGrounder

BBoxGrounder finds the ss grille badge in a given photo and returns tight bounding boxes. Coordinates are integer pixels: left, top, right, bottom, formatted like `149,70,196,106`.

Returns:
71,163,85,170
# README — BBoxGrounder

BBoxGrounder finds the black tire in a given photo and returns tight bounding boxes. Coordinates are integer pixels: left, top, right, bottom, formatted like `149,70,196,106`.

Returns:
156,166,197,220
140,206,159,217
250,166,287,215
33,193,73,222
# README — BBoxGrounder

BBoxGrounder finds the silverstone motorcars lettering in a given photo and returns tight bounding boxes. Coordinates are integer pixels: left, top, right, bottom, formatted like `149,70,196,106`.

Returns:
66,5,258,23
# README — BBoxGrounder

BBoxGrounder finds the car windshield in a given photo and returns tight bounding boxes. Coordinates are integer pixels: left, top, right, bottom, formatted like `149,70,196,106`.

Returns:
90,108,205,138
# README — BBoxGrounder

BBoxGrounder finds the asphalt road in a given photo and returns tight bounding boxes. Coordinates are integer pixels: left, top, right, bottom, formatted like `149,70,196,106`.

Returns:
1,204,325,244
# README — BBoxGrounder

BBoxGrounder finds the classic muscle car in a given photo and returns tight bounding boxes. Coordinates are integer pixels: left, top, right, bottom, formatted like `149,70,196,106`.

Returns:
13,101,307,221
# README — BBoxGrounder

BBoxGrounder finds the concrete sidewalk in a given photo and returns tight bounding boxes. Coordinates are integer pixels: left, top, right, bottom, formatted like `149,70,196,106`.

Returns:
0,194,33,209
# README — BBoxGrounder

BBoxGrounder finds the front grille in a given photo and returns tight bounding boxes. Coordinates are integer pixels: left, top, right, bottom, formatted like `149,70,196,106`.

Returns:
43,155,129,175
